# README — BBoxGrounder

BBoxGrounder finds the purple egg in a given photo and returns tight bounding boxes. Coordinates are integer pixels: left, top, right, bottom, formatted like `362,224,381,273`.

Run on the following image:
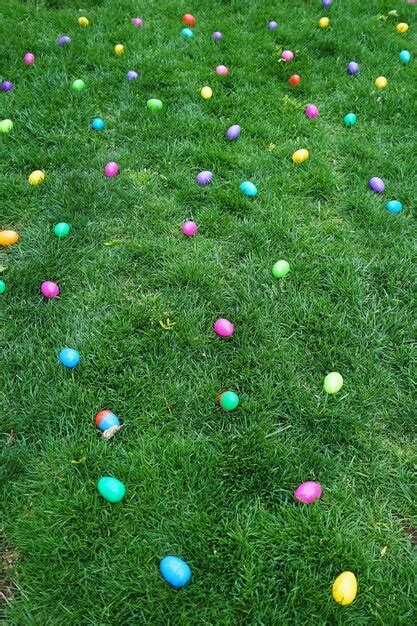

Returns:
305,104,319,119
1,81,14,92
322,0,332,7
294,481,322,504
369,177,385,193
268,21,278,30
212,31,223,41
226,124,241,140
126,70,138,80
196,171,213,185
57,35,71,45
347,61,359,75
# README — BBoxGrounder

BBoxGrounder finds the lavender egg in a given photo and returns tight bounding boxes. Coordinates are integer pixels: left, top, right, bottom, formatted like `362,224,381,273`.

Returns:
369,177,385,193
347,61,359,75
268,21,278,30
322,0,332,7
226,124,240,140
57,35,71,45
196,171,213,185
126,71,138,80
212,31,223,41
0,81,14,92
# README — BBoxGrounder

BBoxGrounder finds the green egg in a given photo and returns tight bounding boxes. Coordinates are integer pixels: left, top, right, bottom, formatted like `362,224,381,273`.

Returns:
272,260,290,278
219,391,239,411
53,222,71,238
72,79,85,92
323,372,343,394
146,98,163,111
0,280,6,294
97,476,126,503
0,119,13,134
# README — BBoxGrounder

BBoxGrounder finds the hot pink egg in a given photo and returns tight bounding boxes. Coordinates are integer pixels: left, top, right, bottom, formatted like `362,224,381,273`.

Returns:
305,104,319,119
281,50,294,62
40,281,60,298
104,162,119,177
216,65,229,76
294,481,322,504
23,52,36,65
181,220,198,236
132,17,143,27
213,318,234,338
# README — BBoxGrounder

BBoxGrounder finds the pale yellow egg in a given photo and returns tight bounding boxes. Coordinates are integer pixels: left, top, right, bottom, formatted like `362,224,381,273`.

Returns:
78,16,89,27
114,44,125,56
28,170,45,185
332,572,358,606
375,76,388,89
319,17,330,29
292,149,309,164
396,22,409,33
200,86,213,99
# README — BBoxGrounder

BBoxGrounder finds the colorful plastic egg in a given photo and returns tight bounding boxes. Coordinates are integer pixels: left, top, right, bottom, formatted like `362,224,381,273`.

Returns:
281,50,294,62
226,124,240,140
323,371,343,394
292,149,309,164
212,31,223,40
347,61,359,75
240,181,257,197
0,230,19,247
294,481,322,504
216,65,228,76
343,113,357,127
23,52,36,65
200,86,213,99
53,222,71,238
127,70,138,80
272,260,290,278
57,35,71,45
323,0,332,6
305,104,319,119
319,17,330,28
72,79,85,92
181,220,198,236
375,76,388,89
0,280,6,294
0,119,13,133
196,171,213,185
147,98,163,111
213,318,234,338
396,22,408,33
181,28,193,38
399,50,411,64
160,556,191,589
332,572,358,606
114,44,124,56
132,17,143,27
219,391,239,411
268,21,278,30
104,162,119,177
288,74,300,86
369,177,385,193
97,476,126,503
59,348,80,368
28,170,45,185
40,281,60,298
95,410,121,432
78,16,89,27
182,14,196,26
386,200,403,214
91,118,105,130
1,81,14,92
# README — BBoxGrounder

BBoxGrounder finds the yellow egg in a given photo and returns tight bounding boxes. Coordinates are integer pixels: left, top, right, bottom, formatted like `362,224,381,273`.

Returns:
78,16,89,27
292,149,309,164
375,76,388,89
396,22,409,33
319,17,330,29
114,44,125,56
200,86,213,99
332,571,358,606
28,170,45,185
0,230,19,247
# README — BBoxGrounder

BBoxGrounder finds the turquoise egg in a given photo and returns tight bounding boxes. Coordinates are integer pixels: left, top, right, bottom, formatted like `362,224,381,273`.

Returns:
399,50,411,64
97,476,126,503
343,113,357,127
181,28,193,38
240,181,257,197
386,200,403,214
160,556,191,588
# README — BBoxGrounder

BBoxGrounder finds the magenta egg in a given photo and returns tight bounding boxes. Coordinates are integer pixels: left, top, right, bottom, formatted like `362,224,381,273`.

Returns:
216,65,229,76
104,162,120,177
132,17,143,27
226,124,241,140
369,177,385,193
181,220,198,236
294,481,322,504
305,104,319,119
196,171,213,185
23,52,36,65
281,50,294,62
40,281,60,299
212,31,223,41
213,318,234,338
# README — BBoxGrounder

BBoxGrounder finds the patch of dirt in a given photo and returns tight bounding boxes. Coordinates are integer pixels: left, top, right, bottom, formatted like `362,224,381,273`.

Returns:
0,544,18,615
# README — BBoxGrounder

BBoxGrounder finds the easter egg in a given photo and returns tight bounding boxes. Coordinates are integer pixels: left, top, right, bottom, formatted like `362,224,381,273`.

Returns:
0,119,13,133
369,177,385,193
319,17,330,28
181,28,193,39
323,371,343,394
305,104,319,119
375,76,388,89
104,162,119,177
294,481,322,504
0,230,19,247
181,220,198,236
226,124,241,140
396,22,408,33
268,21,278,30
281,50,294,62
28,170,45,185
127,70,138,80
347,61,359,75
272,260,290,278
95,410,121,432
53,222,71,238
78,16,89,27
40,281,60,299
182,14,196,26
160,556,191,589
72,79,85,92
213,318,234,338
240,181,257,197
147,98,163,111
386,200,403,214
216,65,228,76
399,50,411,64
0,280,6,294
289,74,300,86
23,52,36,65
292,149,309,164
132,18,143,27
343,113,357,127
219,391,239,411
97,476,126,503
59,348,80,368
91,117,105,130
212,31,223,40
114,44,124,56
323,0,332,6
196,170,213,185
57,36,71,45
1,81,14,92
332,572,358,606
201,86,213,99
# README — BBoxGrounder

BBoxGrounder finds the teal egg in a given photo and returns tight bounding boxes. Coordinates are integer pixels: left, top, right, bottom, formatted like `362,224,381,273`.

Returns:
0,279,6,294
399,50,411,64
97,476,126,503
53,222,71,238
181,28,193,38
343,113,357,127
240,181,257,197
386,200,403,214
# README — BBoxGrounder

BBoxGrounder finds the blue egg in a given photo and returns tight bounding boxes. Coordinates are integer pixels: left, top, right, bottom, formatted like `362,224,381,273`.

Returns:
160,556,191,588
59,348,80,368
399,50,411,65
386,200,403,214
91,118,105,130
181,28,193,38
98,412,121,432
240,181,257,197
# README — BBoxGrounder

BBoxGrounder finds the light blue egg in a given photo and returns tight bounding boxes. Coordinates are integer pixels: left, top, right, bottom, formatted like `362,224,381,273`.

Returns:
59,347,80,368
386,200,403,214
240,181,257,197
399,50,411,65
160,556,191,588
91,118,105,130
181,28,193,39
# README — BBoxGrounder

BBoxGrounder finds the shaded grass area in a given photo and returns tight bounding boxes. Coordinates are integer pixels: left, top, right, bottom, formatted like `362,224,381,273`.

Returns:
1,0,416,623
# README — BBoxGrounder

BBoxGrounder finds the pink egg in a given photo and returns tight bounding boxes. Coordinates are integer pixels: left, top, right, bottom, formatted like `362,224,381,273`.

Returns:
132,17,143,27
181,220,198,236
40,281,60,299
294,481,322,504
104,162,119,177
305,103,319,119
216,65,229,76
213,318,234,338
23,52,36,65
281,50,294,62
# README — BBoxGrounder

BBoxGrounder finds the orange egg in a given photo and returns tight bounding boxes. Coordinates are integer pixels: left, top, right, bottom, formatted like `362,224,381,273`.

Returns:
0,229,19,246
182,13,196,26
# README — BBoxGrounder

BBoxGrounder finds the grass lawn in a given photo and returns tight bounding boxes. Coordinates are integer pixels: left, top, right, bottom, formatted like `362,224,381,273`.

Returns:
1,0,416,623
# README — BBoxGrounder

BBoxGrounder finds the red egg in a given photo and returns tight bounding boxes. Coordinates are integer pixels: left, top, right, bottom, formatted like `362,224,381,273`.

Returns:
182,13,196,26
289,74,301,86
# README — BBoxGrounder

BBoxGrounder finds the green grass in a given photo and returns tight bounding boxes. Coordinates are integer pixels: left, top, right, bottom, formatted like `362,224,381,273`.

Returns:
1,0,416,623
